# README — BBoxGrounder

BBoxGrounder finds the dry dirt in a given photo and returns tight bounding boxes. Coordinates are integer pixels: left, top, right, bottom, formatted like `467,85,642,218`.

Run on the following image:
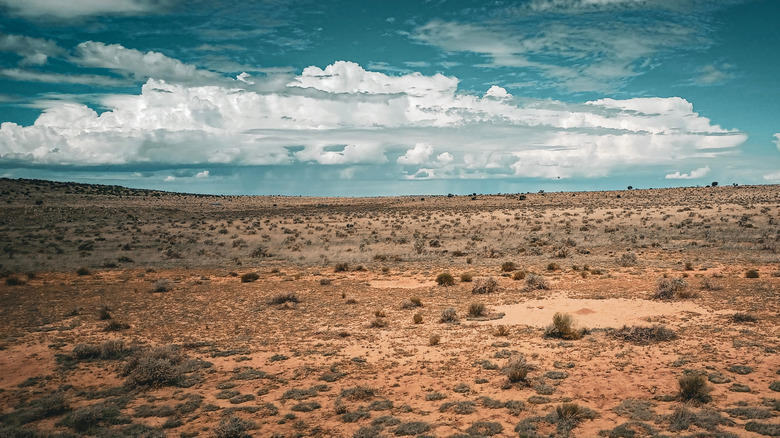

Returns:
0,178,779,438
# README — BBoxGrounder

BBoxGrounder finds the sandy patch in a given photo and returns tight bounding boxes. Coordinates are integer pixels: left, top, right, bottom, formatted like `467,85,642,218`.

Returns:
369,279,436,289
484,296,711,329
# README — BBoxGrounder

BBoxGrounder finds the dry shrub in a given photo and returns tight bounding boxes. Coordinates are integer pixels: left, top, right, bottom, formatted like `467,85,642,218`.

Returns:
504,355,530,383
123,346,186,388
678,373,712,404
460,272,473,282
494,325,510,337
525,274,550,290
501,261,517,272
440,307,458,323
268,292,299,305
429,334,441,346
618,252,638,267
153,279,173,292
213,416,256,438
402,297,423,309
545,312,584,340
512,270,526,281
732,312,757,323
472,276,499,294
436,272,455,286
370,318,388,328
654,277,689,299
240,272,259,283
610,325,676,345
468,302,486,317
334,262,349,272
745,269,759,278
412,313,423,324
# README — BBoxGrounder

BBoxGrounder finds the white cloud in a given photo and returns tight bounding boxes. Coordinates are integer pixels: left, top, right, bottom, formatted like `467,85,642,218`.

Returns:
665,166,711,179
72,41,225,86
412,17,696,92
0,0,170,20
764,171,780,183
485,85,511,100
397,143,434,165
0,68,127,87
0,33,65,66
164,175,175,181
695,64,734,85
0,61,746,180
195,170,210,179
774,133,780,151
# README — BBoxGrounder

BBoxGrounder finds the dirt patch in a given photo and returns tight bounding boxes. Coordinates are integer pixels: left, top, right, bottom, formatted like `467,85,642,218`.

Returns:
485,295,712,328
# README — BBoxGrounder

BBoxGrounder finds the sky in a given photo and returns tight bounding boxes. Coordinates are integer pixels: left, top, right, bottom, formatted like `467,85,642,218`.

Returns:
0,0,778,196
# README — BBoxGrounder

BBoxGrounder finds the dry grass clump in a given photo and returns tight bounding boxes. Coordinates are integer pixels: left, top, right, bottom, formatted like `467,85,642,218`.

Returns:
334,262,349,272
76,266,91,276
460,272,473,282
429,334,441,346
472,276,499,294
501,261,517,272
213,415,256,438
152,279,173,292
512,270,526,281
72,340,128,361
745,269,759,278
123,346,187,388
370,317,388,328
610,325,677,345
240,272,259,283
618,252,638,267
412,313,423,324
494,325,510,337
732,312,757,323
504,355,530,383
654,277,692,299
268,292,299,305
435,272,455,286
525,274,550,290
545,312,584,340
678,372,712,404
402,297,423,309
468,302,486,317
440,307,458,323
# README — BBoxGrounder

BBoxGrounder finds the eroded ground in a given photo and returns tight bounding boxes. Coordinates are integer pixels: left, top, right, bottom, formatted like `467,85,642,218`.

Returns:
0,179,778,437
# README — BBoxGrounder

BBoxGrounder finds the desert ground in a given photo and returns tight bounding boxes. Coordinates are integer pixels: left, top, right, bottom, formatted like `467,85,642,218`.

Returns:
0,178,778,438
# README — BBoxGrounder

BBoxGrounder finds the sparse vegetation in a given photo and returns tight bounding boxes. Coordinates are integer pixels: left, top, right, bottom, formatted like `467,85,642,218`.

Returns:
746,269,760,278
678,372,712,404
468,302,486,317
610,325,677,344
240,272,259,283
545,312,584,340
525,274,551,290
440,307,458,323
504,355,530,383
654,277,691,299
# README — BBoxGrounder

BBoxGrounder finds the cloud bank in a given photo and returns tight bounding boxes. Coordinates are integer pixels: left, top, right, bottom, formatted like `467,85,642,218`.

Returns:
0,60,746,181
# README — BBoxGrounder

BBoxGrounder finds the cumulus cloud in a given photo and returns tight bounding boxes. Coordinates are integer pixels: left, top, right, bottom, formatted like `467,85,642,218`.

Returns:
397,143,434,165
764,171,780,183
0,0,171,21
195,170,210,179
774,133,780,151
0,61,746,181
665,166,711,179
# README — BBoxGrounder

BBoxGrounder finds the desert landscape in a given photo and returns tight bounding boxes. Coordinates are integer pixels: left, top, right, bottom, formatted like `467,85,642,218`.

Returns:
0,177,778,438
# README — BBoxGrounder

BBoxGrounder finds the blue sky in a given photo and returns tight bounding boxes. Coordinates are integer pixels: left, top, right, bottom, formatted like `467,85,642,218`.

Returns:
0,0,778,195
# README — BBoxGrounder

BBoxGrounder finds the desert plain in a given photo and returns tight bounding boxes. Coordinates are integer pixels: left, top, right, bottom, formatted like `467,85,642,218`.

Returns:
0,178,778,437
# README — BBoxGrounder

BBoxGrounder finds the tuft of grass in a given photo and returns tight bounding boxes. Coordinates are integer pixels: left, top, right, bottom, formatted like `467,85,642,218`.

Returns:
512,270,526,281
501,261,517,272
370,318,388,328
610,325,676,345
152,279,173,292
268,292,299,305
123,346,187,388
732,312,757,323
394,421,430,436
4,275,25,286
504,355,530,383
412,313,423,324
76,266,91,276
104,321,130,332
435,272,455,286
340,386,376,401
440,307,458,323
494,325,510,337
429,334,441,346
468,302,486,317
472,276,499,294
460,272,473,282
745,269,759,278
546,262,560,271
525,274,551,290
545,312,584,340
334,262,349,272
213,416,256,438
678,372,712,404
654,277,690,299
240,272,259,283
